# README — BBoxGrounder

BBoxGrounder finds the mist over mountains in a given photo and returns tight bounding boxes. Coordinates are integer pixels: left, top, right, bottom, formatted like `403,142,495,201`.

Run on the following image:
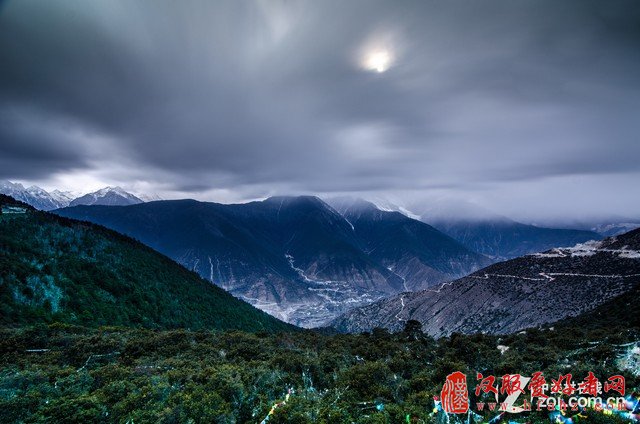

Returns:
367,198,605,261
3,188,638,335
4,177,636,328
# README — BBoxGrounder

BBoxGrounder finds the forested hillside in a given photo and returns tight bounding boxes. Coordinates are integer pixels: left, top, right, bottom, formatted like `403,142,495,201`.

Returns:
0,195,292,332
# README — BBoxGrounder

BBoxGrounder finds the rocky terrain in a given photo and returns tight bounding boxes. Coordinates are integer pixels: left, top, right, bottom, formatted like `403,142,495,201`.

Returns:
331,228,640,336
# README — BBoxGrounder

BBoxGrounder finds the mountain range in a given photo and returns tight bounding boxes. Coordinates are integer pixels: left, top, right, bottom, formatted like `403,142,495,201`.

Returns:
426,216,601,261
0,194,291,332
4,185,638,337
396,199,603,261
536,215,640,238
331,228,640,337
1,179,623,261
0,180,143,210
54,196,489,327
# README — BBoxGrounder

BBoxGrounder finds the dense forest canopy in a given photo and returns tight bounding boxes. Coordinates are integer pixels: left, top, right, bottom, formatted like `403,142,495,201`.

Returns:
1,323,638,423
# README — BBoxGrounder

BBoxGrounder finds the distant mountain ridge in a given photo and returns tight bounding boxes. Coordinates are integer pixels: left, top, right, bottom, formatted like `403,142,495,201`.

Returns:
534,216,640,238
428,217,600,261
0,194,292,332
376,198,602,261
331,228,640,337
0,180,72,210
55,196,488,327
0,180,143,210
1,179,619,252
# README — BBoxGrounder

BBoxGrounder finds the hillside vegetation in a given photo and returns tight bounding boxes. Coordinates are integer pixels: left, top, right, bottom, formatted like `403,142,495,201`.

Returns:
0,195,292,333
0,323,637,423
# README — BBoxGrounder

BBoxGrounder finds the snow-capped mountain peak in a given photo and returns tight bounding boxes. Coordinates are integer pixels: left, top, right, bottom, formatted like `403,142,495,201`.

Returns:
25,185,51,198
138,193,163,202
69,186,143,207
50,189,77,204
0,181,68,210
0,180,25,193
0,180,146,210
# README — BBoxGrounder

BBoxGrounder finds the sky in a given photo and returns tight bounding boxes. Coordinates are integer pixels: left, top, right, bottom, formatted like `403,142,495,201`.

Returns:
0,0,639,221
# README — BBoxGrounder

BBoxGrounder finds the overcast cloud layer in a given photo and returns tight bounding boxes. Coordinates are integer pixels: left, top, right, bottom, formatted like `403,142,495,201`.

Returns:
1,0,639,220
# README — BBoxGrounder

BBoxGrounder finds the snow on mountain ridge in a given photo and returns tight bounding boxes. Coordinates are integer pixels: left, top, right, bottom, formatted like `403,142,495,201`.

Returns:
50,190,77,204
0,180,144,210
69,187,143,207
0,180,68,210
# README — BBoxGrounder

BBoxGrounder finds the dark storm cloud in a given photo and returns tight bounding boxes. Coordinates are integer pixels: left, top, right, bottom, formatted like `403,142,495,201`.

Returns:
0,0,639,217
0,104,93,178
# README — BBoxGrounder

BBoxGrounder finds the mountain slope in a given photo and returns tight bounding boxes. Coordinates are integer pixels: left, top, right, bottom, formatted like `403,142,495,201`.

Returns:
554,279,640,331
331,228,640,336
0,194,292,332
54,196,484,327
247,197,406,292
328,197,491,290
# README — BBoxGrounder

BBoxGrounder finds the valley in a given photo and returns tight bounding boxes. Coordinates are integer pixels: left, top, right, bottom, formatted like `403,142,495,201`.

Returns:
53,196,488,327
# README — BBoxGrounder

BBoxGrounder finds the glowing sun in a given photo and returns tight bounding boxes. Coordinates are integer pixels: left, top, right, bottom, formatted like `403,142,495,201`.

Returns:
363,49,393,73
